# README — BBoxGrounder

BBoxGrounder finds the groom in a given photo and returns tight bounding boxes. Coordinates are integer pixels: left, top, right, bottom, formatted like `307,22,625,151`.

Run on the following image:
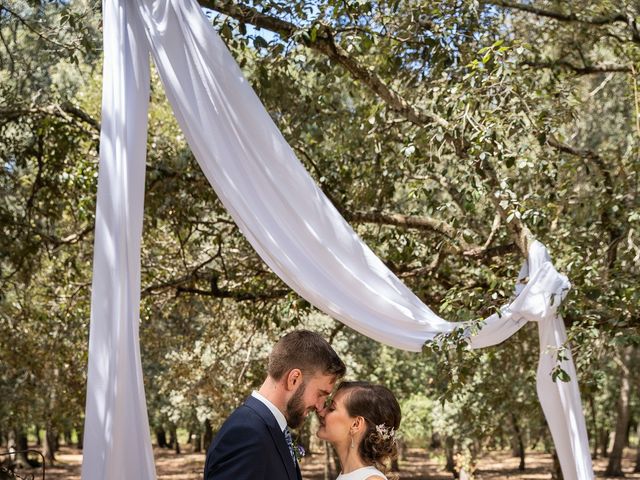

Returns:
204,330,346,479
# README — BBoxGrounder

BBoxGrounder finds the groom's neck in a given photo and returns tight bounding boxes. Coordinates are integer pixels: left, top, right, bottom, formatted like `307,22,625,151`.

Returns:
258,376,287,414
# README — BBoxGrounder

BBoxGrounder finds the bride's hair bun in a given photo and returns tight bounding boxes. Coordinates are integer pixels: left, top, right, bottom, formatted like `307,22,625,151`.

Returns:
337,381,401,477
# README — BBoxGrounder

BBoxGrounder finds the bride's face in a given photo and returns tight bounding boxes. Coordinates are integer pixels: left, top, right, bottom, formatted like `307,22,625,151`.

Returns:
316,390,354,445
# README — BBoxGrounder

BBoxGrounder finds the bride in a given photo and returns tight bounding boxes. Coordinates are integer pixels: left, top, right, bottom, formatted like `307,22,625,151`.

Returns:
317,381,401,480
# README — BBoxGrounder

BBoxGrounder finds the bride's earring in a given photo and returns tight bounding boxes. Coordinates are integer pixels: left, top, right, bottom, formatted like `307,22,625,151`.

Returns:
350,434,355,449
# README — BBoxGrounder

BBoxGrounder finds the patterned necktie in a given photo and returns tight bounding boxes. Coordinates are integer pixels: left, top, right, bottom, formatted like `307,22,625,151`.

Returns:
283,427,297,465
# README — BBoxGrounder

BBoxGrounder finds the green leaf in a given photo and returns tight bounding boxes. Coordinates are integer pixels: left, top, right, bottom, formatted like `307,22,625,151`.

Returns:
253,36,268,49
220,23,232,39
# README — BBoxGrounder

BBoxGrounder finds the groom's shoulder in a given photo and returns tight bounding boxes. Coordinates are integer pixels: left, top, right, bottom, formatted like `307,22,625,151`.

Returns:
222,397,274,434
204,399,276,475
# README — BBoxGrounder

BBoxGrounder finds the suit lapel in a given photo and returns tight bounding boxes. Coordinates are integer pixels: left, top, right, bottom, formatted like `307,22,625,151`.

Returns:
244,396,298,480
266,422,298,480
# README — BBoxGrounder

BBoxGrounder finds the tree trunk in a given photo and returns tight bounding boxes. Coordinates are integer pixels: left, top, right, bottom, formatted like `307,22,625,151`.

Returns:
8,429,31,468
202,420,213,452
332,448,340,474
193,430,202,453
43,367,60,465
15,431,28,453
323,441,336,480
34,425,42,447
155,427,168,448
444,436,456,475
168,427,175,449
606,346,633,477
601,429,610,458
43,427,58,465
589,394,598,459
296,420,311,458
64,428,73,446
76,425,83,450
625,421,632,448
6,429,16,464
634,422,640,473
551,451,563,480
169,425,180,454
511,414,526,470
430,432,442,449
498,434,506,450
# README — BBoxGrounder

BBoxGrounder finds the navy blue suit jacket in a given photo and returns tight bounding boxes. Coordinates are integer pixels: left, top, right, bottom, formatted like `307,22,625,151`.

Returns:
204,396,302,480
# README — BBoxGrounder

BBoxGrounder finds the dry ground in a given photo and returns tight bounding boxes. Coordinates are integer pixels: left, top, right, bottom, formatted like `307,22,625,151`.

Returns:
20,446,638,480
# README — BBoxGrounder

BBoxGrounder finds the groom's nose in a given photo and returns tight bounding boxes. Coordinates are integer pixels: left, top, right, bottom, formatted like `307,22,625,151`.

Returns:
316,405,327,418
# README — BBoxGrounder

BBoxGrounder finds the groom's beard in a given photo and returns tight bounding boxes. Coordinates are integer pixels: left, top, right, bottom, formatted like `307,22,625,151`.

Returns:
285,381,308,429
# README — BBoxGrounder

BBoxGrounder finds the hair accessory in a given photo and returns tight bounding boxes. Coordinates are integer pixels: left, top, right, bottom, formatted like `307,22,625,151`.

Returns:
375,423,396,441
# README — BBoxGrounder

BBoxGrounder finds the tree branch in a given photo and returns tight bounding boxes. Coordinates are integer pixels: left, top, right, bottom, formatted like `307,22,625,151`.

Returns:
525,60,632,75
175,285,290,301
0,3,78,51
347,210,469,248
481,0,640,44
547,135,614,196
142,257,289,301
480,0,627,26
547,135,624,270
473,157,534,256
60,102,100,131
0,103,100,132
199,0,535,257
399,250,444,278
9,222,94,249
198,0,450,129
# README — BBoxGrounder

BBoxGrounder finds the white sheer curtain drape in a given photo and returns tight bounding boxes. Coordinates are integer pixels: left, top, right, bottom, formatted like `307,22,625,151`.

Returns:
83,0,593,478
82,1,155,478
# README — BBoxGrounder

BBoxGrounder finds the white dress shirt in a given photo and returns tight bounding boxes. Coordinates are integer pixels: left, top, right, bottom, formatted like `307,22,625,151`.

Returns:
251,390,287,432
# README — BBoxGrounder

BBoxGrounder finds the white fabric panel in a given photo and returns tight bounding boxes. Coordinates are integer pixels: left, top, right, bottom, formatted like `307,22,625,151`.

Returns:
81,1,156,479
470,243,591,477
133,0,453,352
537,315,593,479
84,0,593,478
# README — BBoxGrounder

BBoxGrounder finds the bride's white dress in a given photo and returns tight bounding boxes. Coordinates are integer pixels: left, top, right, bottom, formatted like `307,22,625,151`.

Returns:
336,466,388,480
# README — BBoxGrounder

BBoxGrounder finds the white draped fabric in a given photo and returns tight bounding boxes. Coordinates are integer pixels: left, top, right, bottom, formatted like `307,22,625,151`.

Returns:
82,2,155,479
83,0,594,479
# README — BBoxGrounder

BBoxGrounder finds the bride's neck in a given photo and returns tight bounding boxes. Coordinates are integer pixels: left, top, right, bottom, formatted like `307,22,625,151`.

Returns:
336,443,368,474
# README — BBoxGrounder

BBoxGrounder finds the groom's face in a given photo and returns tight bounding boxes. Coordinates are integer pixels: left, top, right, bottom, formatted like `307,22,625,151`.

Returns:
285,372,336,429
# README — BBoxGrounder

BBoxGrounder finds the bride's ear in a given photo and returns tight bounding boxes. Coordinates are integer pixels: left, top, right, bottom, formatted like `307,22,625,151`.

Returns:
352,416,366,433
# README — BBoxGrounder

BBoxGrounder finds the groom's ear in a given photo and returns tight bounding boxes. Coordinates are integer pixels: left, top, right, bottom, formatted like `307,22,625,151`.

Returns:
286,368,303,391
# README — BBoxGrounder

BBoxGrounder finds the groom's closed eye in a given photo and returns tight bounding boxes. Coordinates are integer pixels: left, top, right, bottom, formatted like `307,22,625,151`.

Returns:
317,389,331,402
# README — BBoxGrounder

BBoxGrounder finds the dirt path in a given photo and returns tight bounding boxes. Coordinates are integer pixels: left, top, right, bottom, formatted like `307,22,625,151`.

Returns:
23,446,640,479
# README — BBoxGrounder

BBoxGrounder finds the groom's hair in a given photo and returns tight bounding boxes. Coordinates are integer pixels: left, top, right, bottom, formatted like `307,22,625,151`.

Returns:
268,330,346,381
